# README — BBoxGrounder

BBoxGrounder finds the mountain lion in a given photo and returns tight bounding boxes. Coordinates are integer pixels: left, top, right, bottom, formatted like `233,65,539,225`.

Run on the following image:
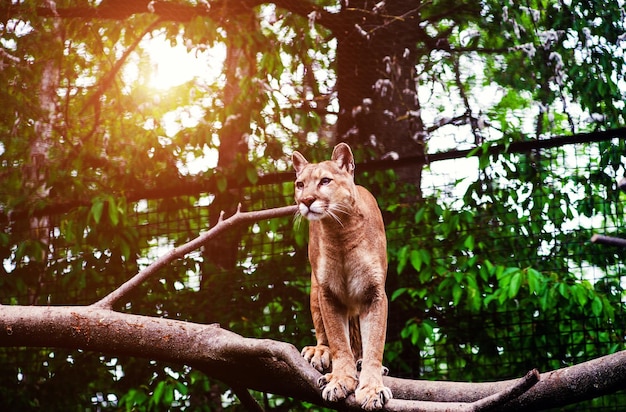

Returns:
292,143,392,410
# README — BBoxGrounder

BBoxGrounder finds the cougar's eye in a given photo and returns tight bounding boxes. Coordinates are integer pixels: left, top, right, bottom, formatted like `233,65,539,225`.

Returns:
296,181,304,190
319,177,332,186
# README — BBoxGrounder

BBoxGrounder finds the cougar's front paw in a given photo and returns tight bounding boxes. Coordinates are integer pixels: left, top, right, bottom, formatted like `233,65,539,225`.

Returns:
318,372,358,403
355,379,393,410
301,344,331,373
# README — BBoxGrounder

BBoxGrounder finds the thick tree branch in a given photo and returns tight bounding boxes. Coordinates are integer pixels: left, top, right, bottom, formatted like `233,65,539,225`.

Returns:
0,305,322,403
3,0,343,37
7,1,212,22
0,305,624,411
3,0,324,24
384,351,626,411
93,204,298,309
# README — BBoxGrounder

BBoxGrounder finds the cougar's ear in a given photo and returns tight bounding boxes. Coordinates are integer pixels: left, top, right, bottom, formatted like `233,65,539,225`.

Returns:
292,151,309,177
331,143,355,176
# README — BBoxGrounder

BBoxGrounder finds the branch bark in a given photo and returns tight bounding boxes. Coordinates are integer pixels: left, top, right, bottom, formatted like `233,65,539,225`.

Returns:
0,305,624,411
3,0,322,24
3,0,343,38
591,234,626,248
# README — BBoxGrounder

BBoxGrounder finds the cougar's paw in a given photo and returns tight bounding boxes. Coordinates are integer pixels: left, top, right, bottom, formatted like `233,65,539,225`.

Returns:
355,380,393,410
301,344,331,373
318,372,358,403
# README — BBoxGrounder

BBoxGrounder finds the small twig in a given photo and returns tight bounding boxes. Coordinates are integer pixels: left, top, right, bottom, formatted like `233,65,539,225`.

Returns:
231,385,264,412
92,204,298,309
380,369,539,411
471,368,540,411
591,234,626,248
453,56,481,145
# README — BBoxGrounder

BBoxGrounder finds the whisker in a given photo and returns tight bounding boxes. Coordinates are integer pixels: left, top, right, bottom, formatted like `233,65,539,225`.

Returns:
292,210,303,229
333,206,351,216
333,200,351,211
325,209,344,227
330,203,353,218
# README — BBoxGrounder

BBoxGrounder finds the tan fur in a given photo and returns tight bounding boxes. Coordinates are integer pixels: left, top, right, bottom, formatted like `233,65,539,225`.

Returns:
292,143,392,410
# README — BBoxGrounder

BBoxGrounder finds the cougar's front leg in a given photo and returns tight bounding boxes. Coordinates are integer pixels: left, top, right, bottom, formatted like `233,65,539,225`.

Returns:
355,287,393,410
317,288,358,403
301,273,331,372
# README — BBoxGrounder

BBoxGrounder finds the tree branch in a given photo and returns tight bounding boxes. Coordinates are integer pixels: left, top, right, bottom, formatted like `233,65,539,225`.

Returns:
0,305,322,404
0,305,624,411
471,369,540,410
591,234,626,248
81,17,163,114
4,0,323,24
93,204,298,309
3,0,343,37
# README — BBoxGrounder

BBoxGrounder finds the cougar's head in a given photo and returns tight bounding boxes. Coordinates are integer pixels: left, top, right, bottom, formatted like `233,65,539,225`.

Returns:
292,143,356,223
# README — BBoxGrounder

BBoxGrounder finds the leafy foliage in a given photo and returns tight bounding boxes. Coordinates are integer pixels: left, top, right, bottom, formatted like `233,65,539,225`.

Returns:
1,0,625,409
384,144,625,381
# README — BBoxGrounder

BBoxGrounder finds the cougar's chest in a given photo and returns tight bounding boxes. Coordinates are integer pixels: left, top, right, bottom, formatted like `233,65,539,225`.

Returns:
309,221,373,308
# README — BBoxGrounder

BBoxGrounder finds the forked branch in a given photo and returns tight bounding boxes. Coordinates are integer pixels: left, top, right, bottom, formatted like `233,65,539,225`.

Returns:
93,204,297,309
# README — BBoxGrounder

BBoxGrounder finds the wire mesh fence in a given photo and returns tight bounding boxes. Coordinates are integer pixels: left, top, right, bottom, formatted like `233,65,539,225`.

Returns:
1,133,625,409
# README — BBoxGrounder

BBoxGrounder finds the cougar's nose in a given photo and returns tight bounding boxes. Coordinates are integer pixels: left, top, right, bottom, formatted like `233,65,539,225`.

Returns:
301,196,316,207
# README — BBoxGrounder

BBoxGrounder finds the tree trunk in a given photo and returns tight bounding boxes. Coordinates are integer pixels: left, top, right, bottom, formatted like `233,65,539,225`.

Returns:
335,0,426,188
21,9,64,303
203,11,260,274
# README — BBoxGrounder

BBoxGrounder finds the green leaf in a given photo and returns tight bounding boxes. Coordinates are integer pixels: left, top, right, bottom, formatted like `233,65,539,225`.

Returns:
120,388,148,410
246,166,259,184
497,266,519,281
396,245,409,274
452,283,463,306
119,239,131,261
484,293,498,308
591,296,603,317
400,321,420,346
107,197,119,226
421,319,435,339
90,199,105,224
527,268,542,294
464,234,475,250
571,284,588,307
162,382,174,405
152,380,167,406
414,207,426,223
484,260,495,276
391,288,407,301
420,249,431,266
410,249,422,271
175,381,188,396
216,175,228,192
508,271,522,299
